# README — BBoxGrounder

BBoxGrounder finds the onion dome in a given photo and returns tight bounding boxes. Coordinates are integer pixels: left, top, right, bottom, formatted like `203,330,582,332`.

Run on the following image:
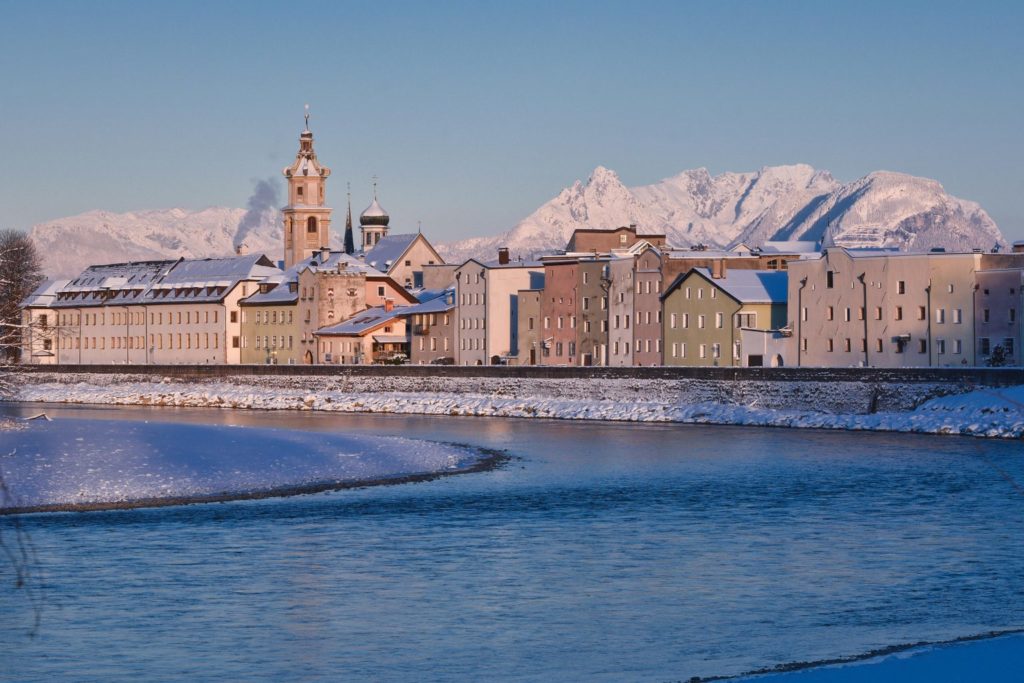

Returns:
360,198,390,227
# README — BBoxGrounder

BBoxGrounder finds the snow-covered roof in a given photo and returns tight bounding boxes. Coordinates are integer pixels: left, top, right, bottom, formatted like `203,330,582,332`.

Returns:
664,268,788,304
697,268,788,304
20,279,70,308
47,254,281,308
364,234,419,273
761,240,820,254
399,289,455,316
315,305,405,336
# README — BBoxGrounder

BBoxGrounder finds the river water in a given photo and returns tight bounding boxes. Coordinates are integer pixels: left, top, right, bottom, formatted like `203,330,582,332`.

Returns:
1,404,1022,681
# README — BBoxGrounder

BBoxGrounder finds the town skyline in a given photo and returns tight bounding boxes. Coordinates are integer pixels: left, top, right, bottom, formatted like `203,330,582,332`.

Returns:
1,1,1022,242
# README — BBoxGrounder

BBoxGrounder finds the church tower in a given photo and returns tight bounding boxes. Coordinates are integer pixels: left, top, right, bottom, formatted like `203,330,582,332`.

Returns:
282,107,332,269
359,178,390,252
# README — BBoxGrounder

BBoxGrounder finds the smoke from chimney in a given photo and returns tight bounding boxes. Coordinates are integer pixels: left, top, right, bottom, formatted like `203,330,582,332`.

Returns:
234,178,280,250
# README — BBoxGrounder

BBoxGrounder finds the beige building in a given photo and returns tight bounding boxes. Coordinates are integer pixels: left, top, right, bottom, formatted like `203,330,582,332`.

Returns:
663,267,787,367
455,249,544,365
404,290,456,364
29,255,279,365
19,280,68,365
239,250,416,364
282,116,332,269
314,301,408,364
787,249,990,367
515,289,542,365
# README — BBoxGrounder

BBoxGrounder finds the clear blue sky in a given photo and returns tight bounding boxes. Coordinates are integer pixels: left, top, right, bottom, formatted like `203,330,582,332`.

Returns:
1,0,1021,242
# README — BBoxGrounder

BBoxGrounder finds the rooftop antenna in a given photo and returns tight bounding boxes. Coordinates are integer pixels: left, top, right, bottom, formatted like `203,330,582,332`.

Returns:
304,104,310,132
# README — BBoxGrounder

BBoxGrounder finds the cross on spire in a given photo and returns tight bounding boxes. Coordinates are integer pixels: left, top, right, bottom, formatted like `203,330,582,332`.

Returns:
304,104,310,131
372,175,379,200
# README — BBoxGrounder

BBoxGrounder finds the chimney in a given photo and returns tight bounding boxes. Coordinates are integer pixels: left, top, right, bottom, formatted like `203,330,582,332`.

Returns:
711,258,727,279
320,246,331,262
234,243,247,255
384,298,394,312
498,247,510,265
1014,241,1024,254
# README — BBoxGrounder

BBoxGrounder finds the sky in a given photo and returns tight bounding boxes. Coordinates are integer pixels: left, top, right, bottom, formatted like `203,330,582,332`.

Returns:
1,0,1022,242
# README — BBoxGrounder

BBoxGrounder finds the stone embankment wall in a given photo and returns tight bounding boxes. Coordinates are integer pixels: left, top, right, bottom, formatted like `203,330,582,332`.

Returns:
15,365,1024,414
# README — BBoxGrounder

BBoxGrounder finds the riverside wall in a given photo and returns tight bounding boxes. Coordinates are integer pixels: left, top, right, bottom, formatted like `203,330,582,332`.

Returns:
14,364,1024,386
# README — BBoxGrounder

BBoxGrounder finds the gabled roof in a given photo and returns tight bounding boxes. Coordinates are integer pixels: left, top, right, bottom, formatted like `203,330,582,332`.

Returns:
364,234,424,273
315,305,405,337
21,279,69,308
399,289,456,316
663,268,788,304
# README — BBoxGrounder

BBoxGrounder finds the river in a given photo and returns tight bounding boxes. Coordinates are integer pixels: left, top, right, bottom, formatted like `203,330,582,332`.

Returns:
1,404,1022,681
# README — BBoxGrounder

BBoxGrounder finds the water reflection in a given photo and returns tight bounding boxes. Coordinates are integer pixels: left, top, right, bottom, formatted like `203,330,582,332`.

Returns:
1,404,1022,682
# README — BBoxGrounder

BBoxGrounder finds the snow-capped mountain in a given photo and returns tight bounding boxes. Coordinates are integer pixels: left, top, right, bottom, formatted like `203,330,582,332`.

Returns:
29,206,281,278
28,164,1004,278
438,164,1004,261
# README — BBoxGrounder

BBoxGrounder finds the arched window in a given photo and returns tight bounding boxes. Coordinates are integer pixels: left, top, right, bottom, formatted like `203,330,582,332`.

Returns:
307,216,318,233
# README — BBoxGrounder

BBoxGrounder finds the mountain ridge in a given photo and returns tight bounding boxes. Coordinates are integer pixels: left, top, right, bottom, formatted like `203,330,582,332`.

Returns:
27,164,1005,278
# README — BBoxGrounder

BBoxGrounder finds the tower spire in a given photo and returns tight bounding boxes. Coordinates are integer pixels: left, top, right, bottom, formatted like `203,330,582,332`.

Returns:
344,182,355,255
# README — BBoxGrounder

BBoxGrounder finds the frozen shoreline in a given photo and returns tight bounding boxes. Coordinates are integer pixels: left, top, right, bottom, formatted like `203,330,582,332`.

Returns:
9,373,1024,439
1,417,503,514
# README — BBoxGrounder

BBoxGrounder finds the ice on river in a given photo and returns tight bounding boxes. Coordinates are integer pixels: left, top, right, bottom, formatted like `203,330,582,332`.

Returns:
0,419,479,509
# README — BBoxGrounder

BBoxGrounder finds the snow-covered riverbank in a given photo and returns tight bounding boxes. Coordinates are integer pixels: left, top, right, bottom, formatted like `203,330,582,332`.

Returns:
9,372,1024,439
0,418,494,512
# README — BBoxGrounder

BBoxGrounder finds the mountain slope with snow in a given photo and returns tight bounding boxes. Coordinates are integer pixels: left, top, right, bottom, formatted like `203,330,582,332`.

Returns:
28,164,1004,278
438,165,1004,261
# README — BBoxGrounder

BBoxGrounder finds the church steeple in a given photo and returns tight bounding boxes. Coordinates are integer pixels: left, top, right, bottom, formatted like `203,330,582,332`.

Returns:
344,183,355,255
282,106,332,268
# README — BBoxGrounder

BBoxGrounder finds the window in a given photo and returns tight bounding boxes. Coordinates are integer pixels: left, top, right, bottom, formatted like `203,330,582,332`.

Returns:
897,280,906,294
874,307,882,321
670,313,677,329
983,308,990,323
582,297,590,311
827,338,834,352
978,337,991,355
918,306,926,321
918,339,927,354
895,306,903,321
715,312,724,329
858,307,865,321
953,308,962,324
699,344,707,359
935,308,945,324
954,339,962,354
826,271,835,288
801,307,808,322
307,216,317,233
826,306,834,321
711,343,721,359
936,339,946,354
844,338,852,352
876,338,883,352
698,315,705,329
682,313,689,328
1011,309,1017,323
844,308,851,322
378,286,385,297
1004,338,1015,357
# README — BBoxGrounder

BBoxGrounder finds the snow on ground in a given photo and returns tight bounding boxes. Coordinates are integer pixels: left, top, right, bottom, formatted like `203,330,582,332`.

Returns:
10,374,1024,439
0,419,481,509
736,631,1024,682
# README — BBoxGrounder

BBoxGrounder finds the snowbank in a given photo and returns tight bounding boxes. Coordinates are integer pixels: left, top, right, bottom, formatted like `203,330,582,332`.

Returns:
0,419,488,511
10,373,1024,439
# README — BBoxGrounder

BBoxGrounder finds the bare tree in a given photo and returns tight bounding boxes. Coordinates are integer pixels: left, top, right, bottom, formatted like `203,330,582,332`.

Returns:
0,228,44,634
0,228,44,366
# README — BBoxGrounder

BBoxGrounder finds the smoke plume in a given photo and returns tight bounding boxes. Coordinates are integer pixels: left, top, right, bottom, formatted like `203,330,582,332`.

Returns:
234,178,280,249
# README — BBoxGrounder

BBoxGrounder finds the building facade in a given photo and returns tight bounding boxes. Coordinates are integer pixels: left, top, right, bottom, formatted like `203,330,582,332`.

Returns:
455,251,544,365
282,119,332,269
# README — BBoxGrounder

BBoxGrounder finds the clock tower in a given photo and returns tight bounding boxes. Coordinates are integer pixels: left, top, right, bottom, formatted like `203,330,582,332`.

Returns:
282,107,332,268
